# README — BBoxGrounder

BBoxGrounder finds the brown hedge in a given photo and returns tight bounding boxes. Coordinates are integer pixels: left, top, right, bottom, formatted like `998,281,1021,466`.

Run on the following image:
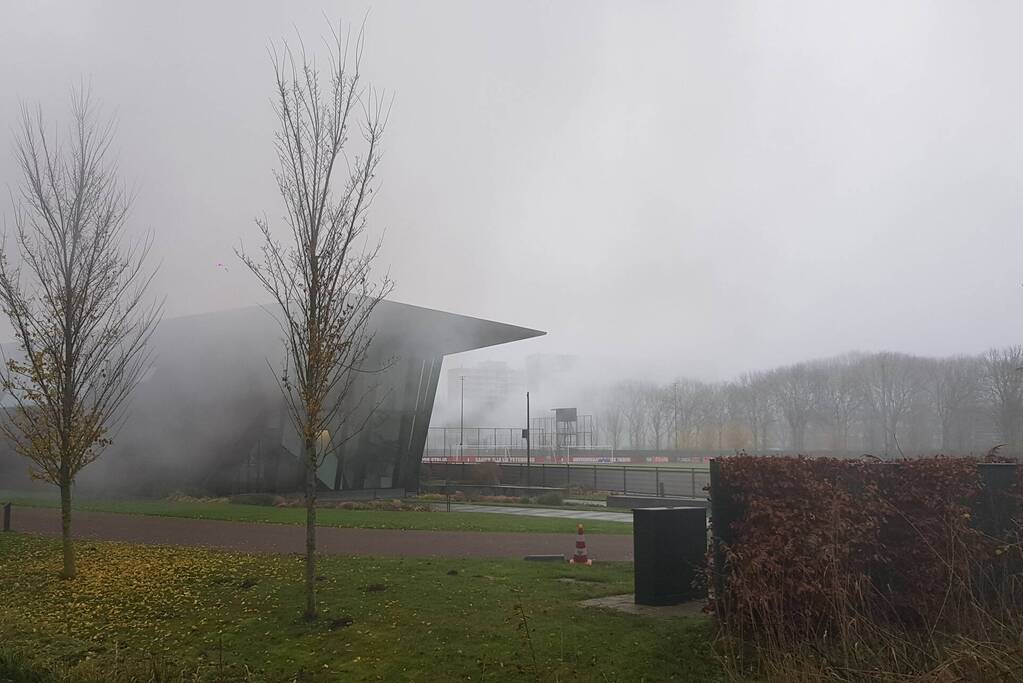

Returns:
710,456,1020,634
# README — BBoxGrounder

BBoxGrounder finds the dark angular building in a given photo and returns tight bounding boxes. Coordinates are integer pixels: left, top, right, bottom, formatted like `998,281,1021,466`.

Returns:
0,302,543,496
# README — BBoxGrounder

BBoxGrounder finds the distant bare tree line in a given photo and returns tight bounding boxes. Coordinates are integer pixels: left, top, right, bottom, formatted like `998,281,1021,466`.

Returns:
596,347,1023,456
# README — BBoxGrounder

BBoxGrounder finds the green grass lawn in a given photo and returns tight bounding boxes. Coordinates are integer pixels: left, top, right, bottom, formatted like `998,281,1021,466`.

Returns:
0,491,633,535
0,533,720,682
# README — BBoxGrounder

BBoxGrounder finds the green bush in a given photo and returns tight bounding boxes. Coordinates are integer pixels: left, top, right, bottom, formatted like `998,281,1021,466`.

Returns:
536,491,564,506
227,492,279,506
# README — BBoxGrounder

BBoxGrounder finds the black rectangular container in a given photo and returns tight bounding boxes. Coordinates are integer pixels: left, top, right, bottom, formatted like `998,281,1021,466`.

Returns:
633,506,706,606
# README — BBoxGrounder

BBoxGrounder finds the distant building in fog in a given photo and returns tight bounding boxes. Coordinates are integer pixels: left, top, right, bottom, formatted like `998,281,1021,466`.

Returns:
445,361,525,422
526,353,578,393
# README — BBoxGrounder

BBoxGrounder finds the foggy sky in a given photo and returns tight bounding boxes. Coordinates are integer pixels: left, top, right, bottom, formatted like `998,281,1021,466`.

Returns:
2,1,1022,383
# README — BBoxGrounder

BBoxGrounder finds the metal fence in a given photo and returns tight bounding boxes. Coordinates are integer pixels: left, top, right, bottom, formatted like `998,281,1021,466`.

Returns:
421,462,710,498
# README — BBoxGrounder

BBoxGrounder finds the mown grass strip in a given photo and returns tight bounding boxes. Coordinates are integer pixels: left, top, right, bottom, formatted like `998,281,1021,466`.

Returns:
0,491,633,535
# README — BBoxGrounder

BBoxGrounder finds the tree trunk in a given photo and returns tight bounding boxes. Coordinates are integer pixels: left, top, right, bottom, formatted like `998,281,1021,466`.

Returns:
791,422,806,452
303,437,317,620
59,478,75,579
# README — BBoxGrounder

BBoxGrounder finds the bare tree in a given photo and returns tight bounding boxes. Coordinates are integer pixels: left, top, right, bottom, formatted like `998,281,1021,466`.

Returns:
769,364,814,451
598,389,625,451
734,371,773,452
928,355,982,452
645,384,672,450
857,352,925,456
589,349,1023,456
810,357,862,452
981,346,1023,451
695,382,728,450
620,380,649,448
670,378,699,449
238,25,392,620
0,90,160,578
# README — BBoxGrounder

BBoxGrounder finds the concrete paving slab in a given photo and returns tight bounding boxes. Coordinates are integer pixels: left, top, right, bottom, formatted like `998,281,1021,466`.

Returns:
580,593,707,618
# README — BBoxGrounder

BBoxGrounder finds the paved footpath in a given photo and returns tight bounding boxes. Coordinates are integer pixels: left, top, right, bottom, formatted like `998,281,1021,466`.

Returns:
449,504,633,523
8,507,635,561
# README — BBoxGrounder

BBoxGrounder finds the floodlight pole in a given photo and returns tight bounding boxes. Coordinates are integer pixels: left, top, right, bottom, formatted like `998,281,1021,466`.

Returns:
673,380,680,450
459,375,465,461
526,392,531,487
551,408,559,459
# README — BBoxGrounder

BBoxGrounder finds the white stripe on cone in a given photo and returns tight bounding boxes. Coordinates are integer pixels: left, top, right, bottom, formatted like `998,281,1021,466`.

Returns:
570,523,592,565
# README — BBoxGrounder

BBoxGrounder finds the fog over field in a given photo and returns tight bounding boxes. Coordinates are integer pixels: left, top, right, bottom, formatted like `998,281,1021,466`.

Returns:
2,1,1022,385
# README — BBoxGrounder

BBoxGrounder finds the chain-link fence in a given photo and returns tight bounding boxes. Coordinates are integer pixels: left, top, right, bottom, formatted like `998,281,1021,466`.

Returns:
421,462,709,498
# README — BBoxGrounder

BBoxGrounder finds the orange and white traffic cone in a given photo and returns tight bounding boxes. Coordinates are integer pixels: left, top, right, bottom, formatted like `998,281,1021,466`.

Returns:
570,523,593,565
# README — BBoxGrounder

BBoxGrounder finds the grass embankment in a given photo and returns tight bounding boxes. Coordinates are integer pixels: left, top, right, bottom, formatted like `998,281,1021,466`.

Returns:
0,533,719,682
0,491,632,535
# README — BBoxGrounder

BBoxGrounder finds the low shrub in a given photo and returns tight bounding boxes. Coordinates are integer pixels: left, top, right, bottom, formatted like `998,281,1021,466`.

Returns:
415,492,524,505
476,494,524,504
164,491,228,504
413,493,448,503
227,492,281,507
277,498,433,512
535,491,564,507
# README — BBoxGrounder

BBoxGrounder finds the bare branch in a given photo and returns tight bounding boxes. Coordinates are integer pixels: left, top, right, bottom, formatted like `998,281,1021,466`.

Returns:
237,20,391,619
0,87,161,577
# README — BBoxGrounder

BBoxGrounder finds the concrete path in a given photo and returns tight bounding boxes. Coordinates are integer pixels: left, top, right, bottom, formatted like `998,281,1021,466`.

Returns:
580,594,706,618
449,503,633,523
7,507,635,561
